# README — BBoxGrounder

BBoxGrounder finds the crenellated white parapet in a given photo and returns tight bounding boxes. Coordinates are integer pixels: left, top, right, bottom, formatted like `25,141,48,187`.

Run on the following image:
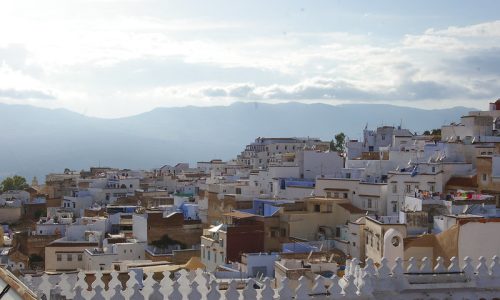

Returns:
23,256,500,299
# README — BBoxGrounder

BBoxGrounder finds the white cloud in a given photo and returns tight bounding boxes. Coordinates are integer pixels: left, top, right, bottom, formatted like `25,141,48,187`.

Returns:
0,2,498,117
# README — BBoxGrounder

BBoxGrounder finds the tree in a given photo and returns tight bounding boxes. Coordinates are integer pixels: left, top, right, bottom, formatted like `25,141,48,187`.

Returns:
151,234,186,249
422,128,441,140
330,132,346,153
1,175,29,192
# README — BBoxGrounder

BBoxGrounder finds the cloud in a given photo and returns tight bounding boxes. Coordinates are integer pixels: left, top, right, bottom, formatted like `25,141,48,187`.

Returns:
0,88,55,100
199,75,483,102
425,20,500,38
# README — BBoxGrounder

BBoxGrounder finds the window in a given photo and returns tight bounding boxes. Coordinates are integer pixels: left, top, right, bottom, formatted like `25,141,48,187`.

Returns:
202,248,205,258
367,199,372,209
281,228,286,236
326,204,332,212
78,254,82,261
392,184,397,194
353,242,356,247
482,173,487,181
207,251,211,260
345,173,351,179
392,202,397,213
326,192,331,198
343,193,348,198
366,236,369,244
333,192,339,198
431,166,436,173
405,184,411,193
67,254,72,261
57,254,62,261
314,204,321,212
73,202,76,208
429,183,435,193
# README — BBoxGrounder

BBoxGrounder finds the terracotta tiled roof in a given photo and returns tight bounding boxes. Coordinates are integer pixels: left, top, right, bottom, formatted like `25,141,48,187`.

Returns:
223,211,256,219
337,203,366,214
446,175,478,188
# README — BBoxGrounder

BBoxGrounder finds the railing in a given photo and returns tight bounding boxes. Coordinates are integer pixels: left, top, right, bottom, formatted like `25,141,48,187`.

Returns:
23,255,500,299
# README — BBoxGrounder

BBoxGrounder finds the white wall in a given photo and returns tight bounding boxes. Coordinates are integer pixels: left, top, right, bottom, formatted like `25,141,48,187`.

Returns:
458,221,500,267
132,214,148,242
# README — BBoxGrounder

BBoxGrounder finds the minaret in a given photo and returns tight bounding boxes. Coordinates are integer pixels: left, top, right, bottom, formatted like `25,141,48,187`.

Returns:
31,176,39,188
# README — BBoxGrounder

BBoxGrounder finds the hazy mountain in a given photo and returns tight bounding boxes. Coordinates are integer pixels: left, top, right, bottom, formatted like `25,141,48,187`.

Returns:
0,102,472,181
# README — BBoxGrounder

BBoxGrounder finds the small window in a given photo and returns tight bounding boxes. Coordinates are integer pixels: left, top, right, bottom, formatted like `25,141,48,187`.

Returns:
67,254,72,261
78,254,83,261
207,251,211,260
482,174,487,181
57,254,62,261
392,202,397,213
406,184,411,193
391,236,400,247
367,199,372,209
392,184,397,194
326,204,332,212
314,204,321,212
326,192,331,198
343,193,348,198
73,202,76,208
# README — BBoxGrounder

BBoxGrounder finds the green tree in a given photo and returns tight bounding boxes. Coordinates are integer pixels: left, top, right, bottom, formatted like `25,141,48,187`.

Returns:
1,175,29,192
151,234,186,249
330,132,346,153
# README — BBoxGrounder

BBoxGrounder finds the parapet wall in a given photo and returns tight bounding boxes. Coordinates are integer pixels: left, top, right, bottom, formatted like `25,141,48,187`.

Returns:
23,255,500,299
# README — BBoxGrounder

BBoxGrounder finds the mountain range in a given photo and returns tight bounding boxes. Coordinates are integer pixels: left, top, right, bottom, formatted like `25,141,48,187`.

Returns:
0,102,472,182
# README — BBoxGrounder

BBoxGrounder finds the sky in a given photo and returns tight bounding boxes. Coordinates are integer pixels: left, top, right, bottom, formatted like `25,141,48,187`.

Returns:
0,0,499,118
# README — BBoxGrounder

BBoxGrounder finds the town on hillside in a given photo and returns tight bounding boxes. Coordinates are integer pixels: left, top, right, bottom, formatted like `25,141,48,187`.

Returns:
1,100,500,299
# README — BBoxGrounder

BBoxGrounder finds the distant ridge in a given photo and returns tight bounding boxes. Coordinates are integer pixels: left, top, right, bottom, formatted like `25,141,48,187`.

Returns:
0,102,473,181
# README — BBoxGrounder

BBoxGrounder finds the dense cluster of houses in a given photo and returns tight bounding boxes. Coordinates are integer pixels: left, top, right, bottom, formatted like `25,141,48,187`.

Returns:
0,100,500,298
